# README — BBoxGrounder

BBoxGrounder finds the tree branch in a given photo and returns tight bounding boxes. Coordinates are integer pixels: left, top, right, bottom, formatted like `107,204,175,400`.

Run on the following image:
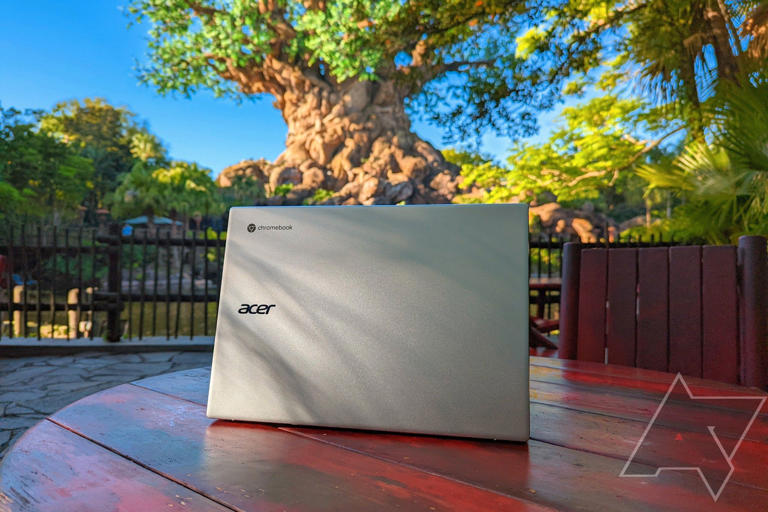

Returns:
566,125,685,187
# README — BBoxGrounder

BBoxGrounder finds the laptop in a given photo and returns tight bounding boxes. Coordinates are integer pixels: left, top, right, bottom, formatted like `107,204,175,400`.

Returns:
207,204,530,441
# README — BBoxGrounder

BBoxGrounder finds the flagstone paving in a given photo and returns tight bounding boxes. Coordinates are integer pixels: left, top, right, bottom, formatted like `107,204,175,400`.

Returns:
0,350,212,460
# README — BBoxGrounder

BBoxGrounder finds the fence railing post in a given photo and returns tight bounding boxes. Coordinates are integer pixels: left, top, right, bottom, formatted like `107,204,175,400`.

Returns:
105,223,122,342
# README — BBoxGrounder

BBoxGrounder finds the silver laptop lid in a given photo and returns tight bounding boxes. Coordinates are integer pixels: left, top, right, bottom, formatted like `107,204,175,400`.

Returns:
208,204,529,441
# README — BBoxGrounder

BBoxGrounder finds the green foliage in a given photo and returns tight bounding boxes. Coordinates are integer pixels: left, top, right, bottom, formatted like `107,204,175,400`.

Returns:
303,188,335,205
505,95,678,201
272,183,294,197
446,96,670,221
153,161,221,217
219,173,266,207
0,106,94,222
444,149,518,204
109,161,221,222
109,161,166,221
508,1,768,135
39,98,166,212
638,80,768,243
129,0,549,142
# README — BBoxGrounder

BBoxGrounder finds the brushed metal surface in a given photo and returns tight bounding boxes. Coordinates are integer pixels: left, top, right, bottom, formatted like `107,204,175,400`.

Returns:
208,204,529,441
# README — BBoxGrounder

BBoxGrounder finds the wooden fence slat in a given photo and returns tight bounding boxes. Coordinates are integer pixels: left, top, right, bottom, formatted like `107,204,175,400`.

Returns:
702,246,740,384
636,247,669,372
606,249,637,366
576,249,607,363
668,246,703,378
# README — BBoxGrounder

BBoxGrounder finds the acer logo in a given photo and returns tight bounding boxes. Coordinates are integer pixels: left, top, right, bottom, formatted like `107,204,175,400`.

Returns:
238,304,276,315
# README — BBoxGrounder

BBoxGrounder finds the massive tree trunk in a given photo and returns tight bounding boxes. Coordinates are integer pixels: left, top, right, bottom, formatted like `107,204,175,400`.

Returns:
255,80,461,205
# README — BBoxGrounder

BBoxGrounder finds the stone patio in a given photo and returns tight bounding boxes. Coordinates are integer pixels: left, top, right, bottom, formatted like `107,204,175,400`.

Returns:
0,350,212,460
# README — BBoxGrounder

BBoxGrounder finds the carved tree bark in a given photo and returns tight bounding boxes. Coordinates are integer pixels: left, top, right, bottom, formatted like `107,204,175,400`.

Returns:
248,78,460,205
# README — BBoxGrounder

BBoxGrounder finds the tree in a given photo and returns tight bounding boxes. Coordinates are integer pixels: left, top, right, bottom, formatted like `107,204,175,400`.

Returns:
516,1,768,137
40,98,165,217
638,80,768,243
110,160,220,234
219,173,267,207
129,0,546,205
109,162,167,234
0,106,94,223
153,162,221,227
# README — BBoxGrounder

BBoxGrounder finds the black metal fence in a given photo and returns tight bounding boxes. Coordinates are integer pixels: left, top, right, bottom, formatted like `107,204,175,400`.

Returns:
1,223,226,341
0,224,678,341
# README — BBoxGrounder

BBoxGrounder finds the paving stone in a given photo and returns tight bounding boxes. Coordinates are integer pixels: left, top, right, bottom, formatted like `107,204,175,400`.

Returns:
4,404,38,415
0,365,57,386
0,359,38,372
0,416,43,430
0,390,47,402
139,352,175,363
171,352,212,364
107,362,174,374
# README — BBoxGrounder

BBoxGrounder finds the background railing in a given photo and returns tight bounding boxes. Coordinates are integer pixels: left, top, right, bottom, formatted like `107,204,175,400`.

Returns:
0,223,679,342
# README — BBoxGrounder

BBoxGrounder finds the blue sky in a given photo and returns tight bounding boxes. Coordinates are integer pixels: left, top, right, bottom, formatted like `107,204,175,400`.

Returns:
0,1,558,176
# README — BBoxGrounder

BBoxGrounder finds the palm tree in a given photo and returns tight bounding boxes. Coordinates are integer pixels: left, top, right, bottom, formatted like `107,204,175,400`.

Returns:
637,79,768,243
109,162,166,236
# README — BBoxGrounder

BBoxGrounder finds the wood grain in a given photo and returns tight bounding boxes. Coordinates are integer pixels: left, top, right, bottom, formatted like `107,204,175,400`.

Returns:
668,246,703,377
606,249,637,367
636,247,669,372
576,249,608,363
50,384,551,512
702,246,740,384
0,420,227,512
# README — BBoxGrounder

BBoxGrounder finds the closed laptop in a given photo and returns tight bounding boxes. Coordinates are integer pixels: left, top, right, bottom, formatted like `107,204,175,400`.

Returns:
207,204,529,441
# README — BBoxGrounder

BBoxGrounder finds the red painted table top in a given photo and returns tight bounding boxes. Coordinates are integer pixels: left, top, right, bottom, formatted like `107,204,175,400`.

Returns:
2,357,768,511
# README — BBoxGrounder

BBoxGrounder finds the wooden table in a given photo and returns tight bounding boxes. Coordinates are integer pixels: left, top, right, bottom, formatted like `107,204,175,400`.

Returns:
2,357,767,511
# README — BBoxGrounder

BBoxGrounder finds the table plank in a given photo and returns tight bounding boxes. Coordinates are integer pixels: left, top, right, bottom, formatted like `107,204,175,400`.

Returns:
50,384,552,512
530,379,768,443
284,428,768,512
530,357,768,396
530,361,768,419
135,368,768,445
135,370,768,496
0,420,227,512
528,402,768,490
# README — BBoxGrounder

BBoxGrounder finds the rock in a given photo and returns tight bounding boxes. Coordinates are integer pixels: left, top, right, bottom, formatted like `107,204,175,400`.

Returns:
619,215,647,232
342,197,360,205
215,159,269,187
285,185,314,204
337,181,362,199
529,203,563,227
269,166,302,191
302,167,326,189
359,177,382,201
571,218,597,242
266,196,284,206
398,155,430,181
429,171,459,197
384,180,414,203
308,131,344,166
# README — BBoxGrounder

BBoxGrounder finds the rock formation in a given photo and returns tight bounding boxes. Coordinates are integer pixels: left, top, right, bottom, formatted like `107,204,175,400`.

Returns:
217,80,462,206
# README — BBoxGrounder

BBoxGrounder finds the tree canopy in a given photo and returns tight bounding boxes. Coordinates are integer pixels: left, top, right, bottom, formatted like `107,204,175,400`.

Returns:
130,0,552,141
39,98,167,215
0,107,94,222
